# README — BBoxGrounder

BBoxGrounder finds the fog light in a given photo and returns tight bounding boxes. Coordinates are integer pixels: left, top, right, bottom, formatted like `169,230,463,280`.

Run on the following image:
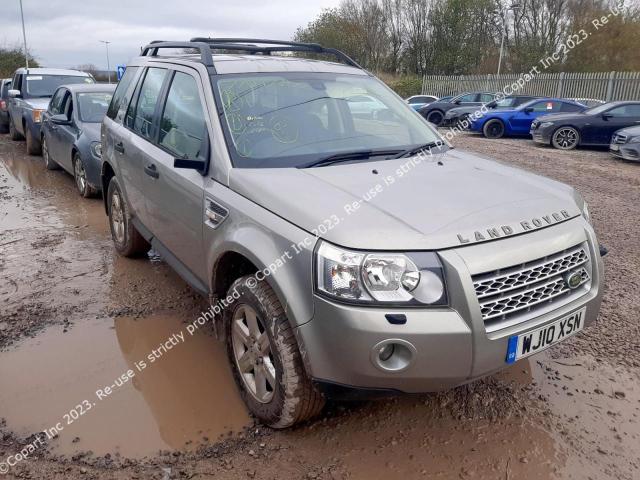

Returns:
370,340,416,373
378,344,395,361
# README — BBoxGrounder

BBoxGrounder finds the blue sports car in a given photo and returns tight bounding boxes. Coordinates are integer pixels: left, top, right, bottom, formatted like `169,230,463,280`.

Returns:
468,98,587,139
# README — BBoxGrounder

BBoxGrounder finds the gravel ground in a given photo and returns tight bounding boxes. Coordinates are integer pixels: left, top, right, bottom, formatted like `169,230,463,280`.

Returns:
0,131,638,480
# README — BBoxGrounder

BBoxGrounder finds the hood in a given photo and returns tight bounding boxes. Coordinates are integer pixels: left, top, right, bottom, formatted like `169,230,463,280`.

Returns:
616,125,640,137
23,97,51,110
535,112,588,123
229,150,582,251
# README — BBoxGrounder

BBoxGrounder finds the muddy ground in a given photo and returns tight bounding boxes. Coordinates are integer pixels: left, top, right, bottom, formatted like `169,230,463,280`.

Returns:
0,131,638,480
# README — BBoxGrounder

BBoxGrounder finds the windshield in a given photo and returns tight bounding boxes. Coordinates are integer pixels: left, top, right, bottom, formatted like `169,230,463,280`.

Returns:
584,103,612,115
214,72,441,168
77,92,113,122
25,75,94,98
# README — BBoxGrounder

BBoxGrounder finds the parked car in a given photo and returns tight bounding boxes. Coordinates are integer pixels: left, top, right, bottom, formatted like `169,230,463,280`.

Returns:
531,101,640,150
469,98,586,139
101,38,603,428
568,98,606,108
0,78,13,133
40,83,115,197
346,94,388,118
610,126,640,162
418,92,497,126
443,95,541,128
405,95,438,111
7,68,95,155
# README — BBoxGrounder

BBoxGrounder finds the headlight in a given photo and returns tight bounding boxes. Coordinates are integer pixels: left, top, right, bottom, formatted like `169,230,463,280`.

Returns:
91,141,102,159
539,122,554,129
32,109,45,123
315,241,447,306
627,135,639,144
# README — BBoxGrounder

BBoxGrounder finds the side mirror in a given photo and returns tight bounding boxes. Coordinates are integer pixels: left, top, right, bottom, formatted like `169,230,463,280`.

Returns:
174,158,207,172
524,107,534,114
487,101,497,109
8,89,21,98
602,113,613,120
454,100,462,105
51,113,71,125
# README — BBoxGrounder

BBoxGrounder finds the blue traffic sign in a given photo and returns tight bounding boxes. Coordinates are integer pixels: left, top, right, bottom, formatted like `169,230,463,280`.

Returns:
116,65,126,81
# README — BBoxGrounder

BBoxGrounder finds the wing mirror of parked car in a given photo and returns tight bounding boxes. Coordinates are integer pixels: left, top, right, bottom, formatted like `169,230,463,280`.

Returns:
51,114,72,125
8,89,21,98
173,132,210,175
602,113,613,120
524,107,534,114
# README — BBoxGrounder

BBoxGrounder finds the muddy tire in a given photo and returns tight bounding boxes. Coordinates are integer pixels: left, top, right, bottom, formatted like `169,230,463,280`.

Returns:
552,126,580,150
106,176,149,257
224,276,325,428
9,117,23,141
73,153,96,198
26,127,42,156
483,119,505,139
42,136,59,170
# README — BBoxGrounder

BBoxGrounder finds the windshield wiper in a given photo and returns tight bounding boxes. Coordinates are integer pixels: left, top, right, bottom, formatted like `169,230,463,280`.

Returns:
298,149,403,169
392,141,449,159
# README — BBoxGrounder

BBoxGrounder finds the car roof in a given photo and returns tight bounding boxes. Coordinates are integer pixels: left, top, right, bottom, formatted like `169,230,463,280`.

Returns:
61,83,116,93
130,53,368,76
14,68,92,77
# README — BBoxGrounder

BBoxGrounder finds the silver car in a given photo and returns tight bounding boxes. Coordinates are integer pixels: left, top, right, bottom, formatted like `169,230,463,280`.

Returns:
101,38,604,428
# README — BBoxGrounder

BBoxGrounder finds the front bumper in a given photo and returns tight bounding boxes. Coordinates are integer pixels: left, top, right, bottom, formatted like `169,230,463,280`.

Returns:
531,128,552,144
610,143,640,162
297,218,604,394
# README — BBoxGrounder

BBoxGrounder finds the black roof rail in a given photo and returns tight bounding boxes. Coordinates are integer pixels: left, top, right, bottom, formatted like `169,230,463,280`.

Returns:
141,38,364,73
191,37,363,69
141,41,215,67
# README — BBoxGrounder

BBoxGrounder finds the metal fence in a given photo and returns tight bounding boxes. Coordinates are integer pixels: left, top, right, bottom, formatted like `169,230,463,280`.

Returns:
421,72,640,102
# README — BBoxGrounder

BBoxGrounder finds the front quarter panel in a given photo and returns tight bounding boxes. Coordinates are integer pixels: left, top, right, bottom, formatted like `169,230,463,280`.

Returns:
204,180,316,328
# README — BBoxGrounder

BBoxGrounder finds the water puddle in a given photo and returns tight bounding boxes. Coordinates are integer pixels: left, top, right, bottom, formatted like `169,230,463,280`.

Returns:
0,312,250,459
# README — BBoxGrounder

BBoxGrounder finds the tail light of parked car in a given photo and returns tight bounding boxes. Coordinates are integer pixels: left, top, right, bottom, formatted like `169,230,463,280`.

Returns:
0,100,6,111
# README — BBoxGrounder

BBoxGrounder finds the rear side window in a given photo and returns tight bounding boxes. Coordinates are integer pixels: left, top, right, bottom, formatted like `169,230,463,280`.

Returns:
106,66,139,121
126,68,168,140
530,101,561,112
561,103,584,113
159,72,207,159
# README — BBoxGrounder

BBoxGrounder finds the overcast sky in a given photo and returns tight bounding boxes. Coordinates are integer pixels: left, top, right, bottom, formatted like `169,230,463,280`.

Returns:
1,0,341,70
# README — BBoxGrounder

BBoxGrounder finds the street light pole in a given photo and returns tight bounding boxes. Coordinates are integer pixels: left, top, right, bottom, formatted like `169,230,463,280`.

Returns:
19,0,29,70
497,4,519,77
99,40,112,83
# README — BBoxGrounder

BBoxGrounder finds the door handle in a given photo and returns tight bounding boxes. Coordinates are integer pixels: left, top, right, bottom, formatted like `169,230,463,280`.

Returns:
114,141,125,154
144,163,159,179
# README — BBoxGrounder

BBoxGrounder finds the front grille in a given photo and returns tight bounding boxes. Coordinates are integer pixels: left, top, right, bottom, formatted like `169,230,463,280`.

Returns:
472,245,591,332
613,134,628,144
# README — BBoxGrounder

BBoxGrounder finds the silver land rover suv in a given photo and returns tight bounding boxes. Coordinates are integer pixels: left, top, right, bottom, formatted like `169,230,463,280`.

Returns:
101,39,604,428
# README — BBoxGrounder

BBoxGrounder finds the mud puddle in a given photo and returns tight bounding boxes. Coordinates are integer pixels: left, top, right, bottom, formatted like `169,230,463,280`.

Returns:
0,312,250,459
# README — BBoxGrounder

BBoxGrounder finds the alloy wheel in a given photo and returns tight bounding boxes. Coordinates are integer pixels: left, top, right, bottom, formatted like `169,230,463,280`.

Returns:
110,191,126,244
554,128,578,149
231,304,276,404
42,138,49,165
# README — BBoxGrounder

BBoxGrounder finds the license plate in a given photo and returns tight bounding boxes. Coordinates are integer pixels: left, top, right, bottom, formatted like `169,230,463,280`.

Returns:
610,144,620,151
506,307,585,364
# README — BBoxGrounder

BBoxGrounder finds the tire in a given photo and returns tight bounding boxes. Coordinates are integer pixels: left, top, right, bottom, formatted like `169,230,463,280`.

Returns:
26,126,42,156
552,126,580,150
73,153,96,198
0,121,8,134
106,176,149,257
9,117,24,141
483,119,505,139
426,110,444,126
224,276,325,428
41,136,59,170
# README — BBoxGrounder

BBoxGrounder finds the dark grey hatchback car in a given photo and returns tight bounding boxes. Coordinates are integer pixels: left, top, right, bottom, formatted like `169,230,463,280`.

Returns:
41,83,115,196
